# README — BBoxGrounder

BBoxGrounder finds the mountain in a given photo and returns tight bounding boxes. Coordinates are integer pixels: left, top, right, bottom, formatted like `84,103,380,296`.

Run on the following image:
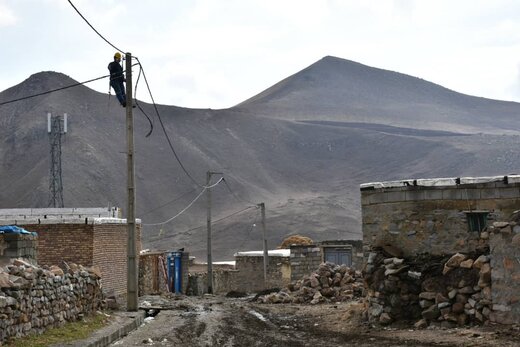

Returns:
237,56,520,134
1,57,520,261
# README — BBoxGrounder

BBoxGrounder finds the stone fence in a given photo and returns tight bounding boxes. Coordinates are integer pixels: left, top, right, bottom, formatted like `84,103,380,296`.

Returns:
0,259,104,343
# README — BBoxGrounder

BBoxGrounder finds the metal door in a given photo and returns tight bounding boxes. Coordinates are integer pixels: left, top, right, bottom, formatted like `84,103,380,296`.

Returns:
324,248,352,266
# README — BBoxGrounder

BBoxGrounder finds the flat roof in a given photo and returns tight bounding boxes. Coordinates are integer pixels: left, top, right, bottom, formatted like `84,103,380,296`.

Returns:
360,175,520,190
235,249,291,257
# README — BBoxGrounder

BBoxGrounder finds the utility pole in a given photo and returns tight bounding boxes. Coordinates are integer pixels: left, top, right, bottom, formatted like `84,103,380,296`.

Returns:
125,52,138,311
47,113,67,208
259,202,268,288
206,171,222,294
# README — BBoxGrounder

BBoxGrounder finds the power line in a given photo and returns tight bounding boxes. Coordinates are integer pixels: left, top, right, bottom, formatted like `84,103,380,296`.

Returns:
134,63,153,137
222,177,257,206
142,177,224,226
134,57,203,187
67,0,125,54
139,188,198,217
0,74,110,107
151,205,258,239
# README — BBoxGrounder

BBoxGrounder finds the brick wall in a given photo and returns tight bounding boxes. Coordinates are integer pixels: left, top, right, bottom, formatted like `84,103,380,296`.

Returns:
22,224,94,267
7,221,141,300
92,223,136,299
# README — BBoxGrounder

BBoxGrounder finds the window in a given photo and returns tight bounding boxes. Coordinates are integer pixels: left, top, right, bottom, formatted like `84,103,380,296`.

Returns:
465,211,489,233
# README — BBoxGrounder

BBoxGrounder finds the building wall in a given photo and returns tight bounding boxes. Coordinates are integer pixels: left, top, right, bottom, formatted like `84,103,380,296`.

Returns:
489,228,520,324
92,223,140,299
6,221,141,300
361,179,520,257
290,245,321,281
0,233,38,263
23,224,94,267
234,255,291,292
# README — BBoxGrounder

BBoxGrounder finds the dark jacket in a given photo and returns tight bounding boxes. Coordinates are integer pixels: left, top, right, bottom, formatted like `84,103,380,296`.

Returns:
108,61,124,84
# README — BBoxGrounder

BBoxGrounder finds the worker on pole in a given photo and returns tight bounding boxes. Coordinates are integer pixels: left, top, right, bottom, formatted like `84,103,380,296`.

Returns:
108,52,127,107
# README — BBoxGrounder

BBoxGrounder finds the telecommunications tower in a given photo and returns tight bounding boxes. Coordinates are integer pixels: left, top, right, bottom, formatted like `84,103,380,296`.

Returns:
47,113,67,208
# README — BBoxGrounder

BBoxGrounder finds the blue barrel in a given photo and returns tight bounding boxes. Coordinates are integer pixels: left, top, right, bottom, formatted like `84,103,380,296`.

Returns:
172,251,183,293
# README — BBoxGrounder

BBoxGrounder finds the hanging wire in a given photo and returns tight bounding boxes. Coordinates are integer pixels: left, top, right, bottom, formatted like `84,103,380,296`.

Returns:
133,63,153,137
142,177,224,226
0,74,110,107
67,0,125,54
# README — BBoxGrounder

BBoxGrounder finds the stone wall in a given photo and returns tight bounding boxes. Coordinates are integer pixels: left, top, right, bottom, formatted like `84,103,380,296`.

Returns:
361,177,520,258
290,245,321,281
488,221,520,324
0,233,38,264
0,259,103,344
6,221,141,300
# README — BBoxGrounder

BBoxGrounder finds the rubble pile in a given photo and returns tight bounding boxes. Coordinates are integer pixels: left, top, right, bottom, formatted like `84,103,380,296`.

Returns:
364,250,493,328
0,259,104,343
258,262,364,304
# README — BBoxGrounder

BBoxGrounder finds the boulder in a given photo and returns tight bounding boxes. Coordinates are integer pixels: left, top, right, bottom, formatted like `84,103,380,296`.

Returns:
445,253,467,268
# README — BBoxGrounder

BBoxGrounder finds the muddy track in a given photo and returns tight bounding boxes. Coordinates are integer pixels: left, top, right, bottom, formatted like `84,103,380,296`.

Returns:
111,296,520,347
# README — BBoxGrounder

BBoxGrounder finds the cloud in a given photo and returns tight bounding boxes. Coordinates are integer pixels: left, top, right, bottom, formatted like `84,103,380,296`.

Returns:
0,2,16,27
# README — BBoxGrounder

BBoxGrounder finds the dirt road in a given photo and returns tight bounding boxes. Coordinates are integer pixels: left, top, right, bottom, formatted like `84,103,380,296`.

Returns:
111,295,519,347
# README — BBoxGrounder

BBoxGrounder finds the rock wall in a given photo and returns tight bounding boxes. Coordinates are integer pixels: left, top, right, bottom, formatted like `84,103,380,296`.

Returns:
488,221,520,324
364,249,503,327
361,178,520,258
0,259,103,343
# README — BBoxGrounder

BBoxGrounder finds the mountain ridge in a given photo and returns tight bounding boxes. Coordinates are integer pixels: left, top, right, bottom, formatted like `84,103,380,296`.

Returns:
2,57,520,260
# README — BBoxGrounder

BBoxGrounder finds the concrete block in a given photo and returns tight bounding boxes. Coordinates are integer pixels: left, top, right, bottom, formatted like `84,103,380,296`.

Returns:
368,193,386,205
384,191,406,203
480,188,498,199
462,189,481,200
498,187,520,199
424,190,443,200
405,190,425,201
442,189,463,200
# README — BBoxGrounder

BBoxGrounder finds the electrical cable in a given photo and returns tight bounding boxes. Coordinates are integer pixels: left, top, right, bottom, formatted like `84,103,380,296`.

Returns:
157,205,258,237
133,63,153,137
140,188,198,218
134,56,203,187
67,0,125,54
142,188,206,226
0,74,111,107
142,177,224,226
222,177,257,206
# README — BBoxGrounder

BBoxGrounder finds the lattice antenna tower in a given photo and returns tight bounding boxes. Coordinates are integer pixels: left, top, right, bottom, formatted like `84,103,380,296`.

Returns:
47,113,68,207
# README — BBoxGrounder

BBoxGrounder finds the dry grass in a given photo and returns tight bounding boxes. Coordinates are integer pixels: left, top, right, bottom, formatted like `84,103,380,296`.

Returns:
6,312,111,347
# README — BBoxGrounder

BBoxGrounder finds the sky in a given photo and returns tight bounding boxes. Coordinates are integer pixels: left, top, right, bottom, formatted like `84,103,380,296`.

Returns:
2,0,520,109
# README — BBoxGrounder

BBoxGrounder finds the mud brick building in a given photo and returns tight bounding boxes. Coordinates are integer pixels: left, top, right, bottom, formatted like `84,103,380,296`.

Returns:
0,207,141,300
360,175,520,325
361,175,520,257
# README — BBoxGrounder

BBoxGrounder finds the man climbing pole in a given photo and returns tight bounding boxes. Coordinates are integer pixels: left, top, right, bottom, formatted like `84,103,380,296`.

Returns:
108,52,126,107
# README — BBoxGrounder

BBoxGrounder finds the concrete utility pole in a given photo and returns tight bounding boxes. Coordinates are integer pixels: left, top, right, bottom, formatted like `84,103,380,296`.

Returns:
125,52,138,311
206,171,222,294
259,202,268,288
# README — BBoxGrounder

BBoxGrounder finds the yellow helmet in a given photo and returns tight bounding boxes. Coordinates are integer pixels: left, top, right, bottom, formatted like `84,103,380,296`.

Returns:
114,52,121,59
